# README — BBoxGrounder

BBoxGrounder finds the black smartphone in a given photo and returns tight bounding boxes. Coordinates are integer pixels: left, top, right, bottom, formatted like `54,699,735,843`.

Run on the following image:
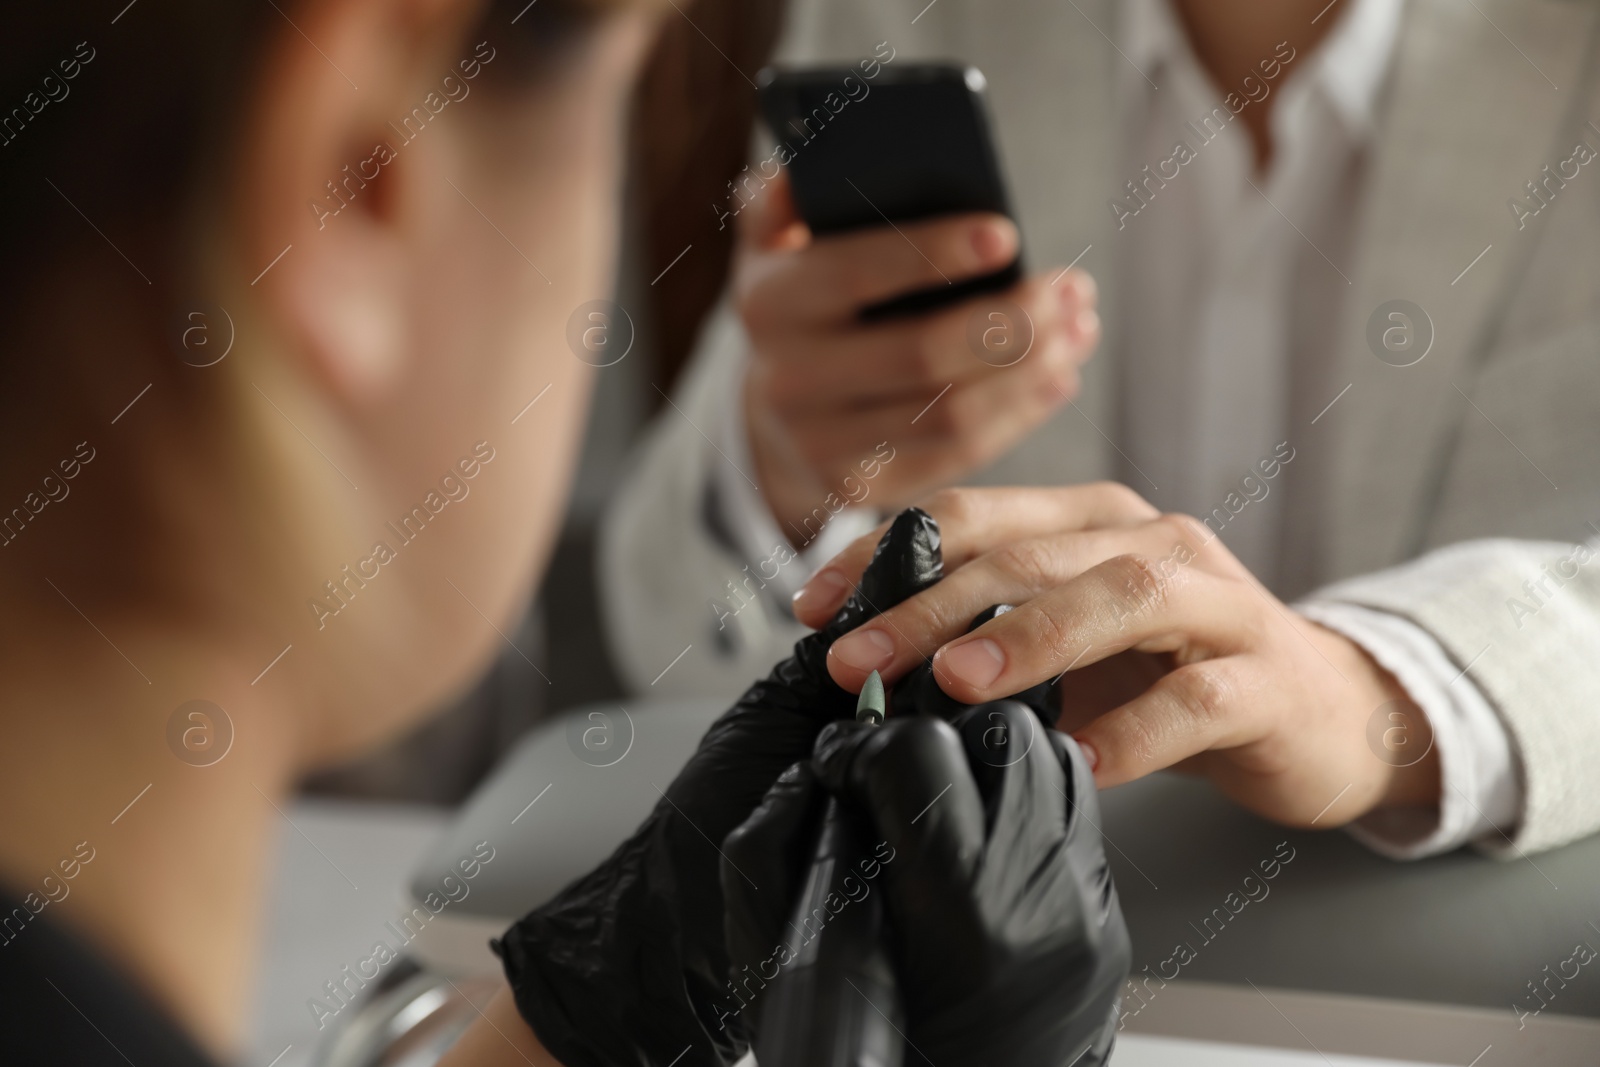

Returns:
756,62,1021,320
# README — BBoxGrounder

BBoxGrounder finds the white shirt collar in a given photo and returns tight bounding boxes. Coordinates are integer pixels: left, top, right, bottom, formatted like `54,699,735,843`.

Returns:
1313,0,1406,138
1121,0,1405,141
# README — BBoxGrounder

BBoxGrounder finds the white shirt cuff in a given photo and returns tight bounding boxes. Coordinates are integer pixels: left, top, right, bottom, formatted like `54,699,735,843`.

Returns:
1295,600,1524,860
708,359,881,604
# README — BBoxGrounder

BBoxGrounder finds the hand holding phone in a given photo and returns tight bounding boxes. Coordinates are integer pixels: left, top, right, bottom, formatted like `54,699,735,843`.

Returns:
727,63,1102,542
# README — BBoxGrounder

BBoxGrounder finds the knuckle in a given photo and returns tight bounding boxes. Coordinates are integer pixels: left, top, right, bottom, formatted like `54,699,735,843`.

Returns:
1164,663,1235,730
922,389,973,437
990,537,1061,592
1103,553,1171,612
1024,602,1076,658
906,330,948,380
914,399,957,437
1119,704,1167,767
923,487,979,529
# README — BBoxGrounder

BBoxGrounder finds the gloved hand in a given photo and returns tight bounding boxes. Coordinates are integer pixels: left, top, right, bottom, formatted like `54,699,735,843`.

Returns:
492,508,943,1067
724,700,1132,1067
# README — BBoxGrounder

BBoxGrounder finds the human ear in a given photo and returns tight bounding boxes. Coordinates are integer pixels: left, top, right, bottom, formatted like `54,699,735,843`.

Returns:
237,0,481,406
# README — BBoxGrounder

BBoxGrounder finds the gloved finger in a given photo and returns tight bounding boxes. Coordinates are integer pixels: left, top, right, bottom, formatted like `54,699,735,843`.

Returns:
812,716,987,920
819,507,943,643
949,700,1068,837
765,507,943,718
948,701,1082,941
1047,729,1104,832
1041,739,1133,1067
721,761,829,990
948,702,1127,1062
1045,729,1122,928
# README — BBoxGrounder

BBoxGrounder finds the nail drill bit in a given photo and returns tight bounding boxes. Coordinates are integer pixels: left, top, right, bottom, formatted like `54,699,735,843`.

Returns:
856,669,886,725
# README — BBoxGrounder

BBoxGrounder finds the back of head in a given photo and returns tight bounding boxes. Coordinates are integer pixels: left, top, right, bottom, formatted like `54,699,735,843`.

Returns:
0,2,663,1054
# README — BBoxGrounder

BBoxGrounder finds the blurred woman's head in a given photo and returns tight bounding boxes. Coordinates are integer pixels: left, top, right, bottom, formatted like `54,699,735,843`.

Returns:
0,0,658,764
0,1,660,1053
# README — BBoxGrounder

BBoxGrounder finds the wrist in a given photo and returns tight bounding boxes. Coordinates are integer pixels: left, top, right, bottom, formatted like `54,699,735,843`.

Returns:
1374,711,1442,812
1352,643,1442,815
1302,617,1442,823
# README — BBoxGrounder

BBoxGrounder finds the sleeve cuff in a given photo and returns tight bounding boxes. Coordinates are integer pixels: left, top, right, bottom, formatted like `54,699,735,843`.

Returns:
1295,600,1524,860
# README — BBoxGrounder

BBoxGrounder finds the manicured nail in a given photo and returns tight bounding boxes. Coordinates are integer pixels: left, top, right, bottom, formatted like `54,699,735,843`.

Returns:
1076,737,1099,772
972,221,1011,264
793,569,850,620
830,627,896,673
938,638,1006,689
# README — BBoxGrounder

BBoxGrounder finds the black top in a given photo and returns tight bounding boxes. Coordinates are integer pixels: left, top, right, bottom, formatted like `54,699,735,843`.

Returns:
0,887,216,1066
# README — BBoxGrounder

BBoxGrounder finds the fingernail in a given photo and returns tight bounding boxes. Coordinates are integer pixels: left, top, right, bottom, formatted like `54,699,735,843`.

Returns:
1076,737,1099,772
793,569,850,620
938,637,1006,689
830,627,896,672
972,221,1011,264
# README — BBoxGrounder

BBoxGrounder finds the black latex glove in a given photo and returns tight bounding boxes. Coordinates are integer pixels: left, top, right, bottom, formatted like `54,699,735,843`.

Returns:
724,700,1132,1067
492,508,943,1067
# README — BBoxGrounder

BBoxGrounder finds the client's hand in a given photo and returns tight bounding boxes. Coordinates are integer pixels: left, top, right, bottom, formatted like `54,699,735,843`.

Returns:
725,702,1131,1067
792,486,1440,830
493,509,943,1067
733,171,1099,537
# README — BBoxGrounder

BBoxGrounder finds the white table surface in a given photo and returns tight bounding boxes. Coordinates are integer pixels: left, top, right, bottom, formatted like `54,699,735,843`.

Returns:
1112,1034,1451,1066
243,801,1600,1067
